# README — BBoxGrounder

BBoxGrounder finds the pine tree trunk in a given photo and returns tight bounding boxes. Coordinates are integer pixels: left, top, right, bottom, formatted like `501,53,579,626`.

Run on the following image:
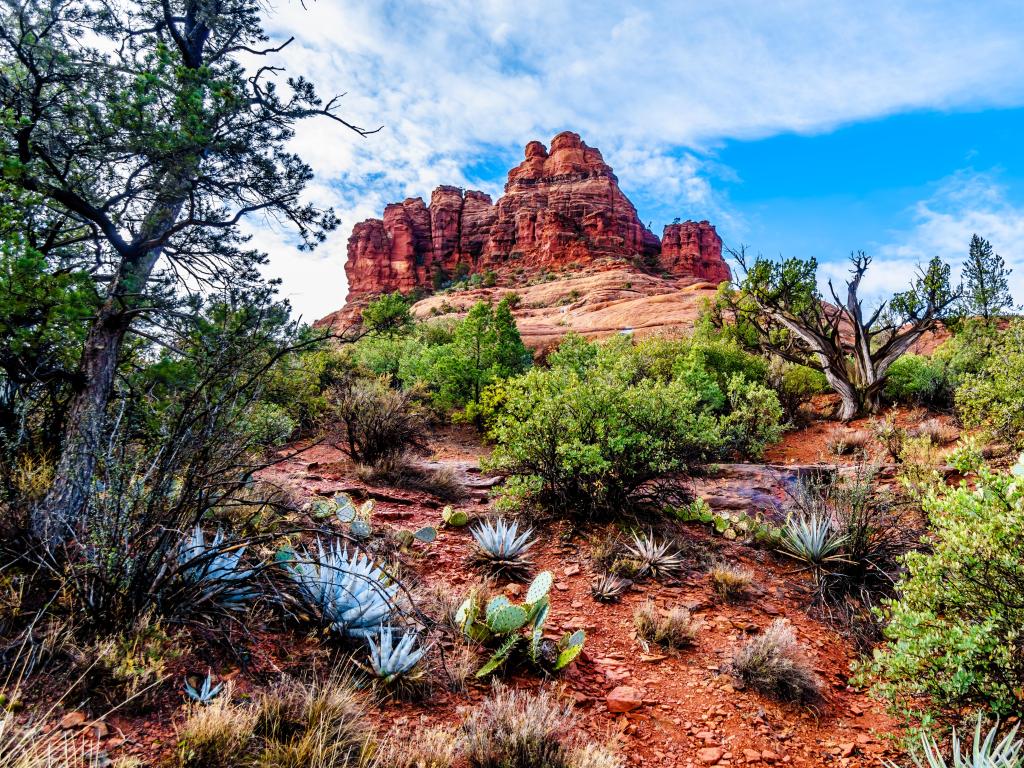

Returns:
33,299,131,547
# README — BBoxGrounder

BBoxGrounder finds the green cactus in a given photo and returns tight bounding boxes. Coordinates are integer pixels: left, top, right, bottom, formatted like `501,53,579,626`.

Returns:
525,570,553,604
487,604,528,634
459,569,583,677
554,629,586,670
476,634,520,678
441,505,470,527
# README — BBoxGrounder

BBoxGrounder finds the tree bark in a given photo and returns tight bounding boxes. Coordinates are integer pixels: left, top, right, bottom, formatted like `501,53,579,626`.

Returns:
32,300,131,546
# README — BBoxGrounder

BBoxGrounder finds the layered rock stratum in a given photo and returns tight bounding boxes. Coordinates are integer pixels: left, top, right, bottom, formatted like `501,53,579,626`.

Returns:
320,131,732,346
342,132,729,300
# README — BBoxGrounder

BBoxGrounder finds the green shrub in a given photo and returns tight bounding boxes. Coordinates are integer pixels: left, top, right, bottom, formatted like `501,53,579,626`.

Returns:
771,362,828,422
861,454,1024,728
883,354,952,408
955,319,1024,446
486,365,722,516
486,334,783,516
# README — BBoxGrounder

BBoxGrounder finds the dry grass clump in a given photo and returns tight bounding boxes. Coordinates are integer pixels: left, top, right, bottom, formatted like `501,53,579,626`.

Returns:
356,454,467,502
827,428,872,457
177,684,254,768
461,683,622,768
709,563,754,602
374,725,459,768
730,619,821,703
633,602,698,651
177,674,373,768
907,417,958,446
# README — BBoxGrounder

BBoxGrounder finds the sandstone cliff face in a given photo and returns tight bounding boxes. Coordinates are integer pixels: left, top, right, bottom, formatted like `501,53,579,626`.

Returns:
343,132,729,304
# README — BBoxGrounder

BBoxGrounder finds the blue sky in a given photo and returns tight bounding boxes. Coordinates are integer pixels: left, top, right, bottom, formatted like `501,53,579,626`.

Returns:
246,1,1024,319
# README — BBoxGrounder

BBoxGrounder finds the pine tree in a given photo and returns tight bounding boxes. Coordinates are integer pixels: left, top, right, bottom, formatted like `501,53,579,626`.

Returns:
962,234,1014,322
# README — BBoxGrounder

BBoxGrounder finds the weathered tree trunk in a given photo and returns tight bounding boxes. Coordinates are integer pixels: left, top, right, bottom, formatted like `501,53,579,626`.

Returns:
33,301,131,546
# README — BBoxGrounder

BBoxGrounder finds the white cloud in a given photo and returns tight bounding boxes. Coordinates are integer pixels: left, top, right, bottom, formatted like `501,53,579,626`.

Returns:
878,170,1024,305
249,1,1024,319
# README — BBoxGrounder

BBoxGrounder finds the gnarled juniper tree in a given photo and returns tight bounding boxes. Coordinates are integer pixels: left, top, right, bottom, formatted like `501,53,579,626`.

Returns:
0,0,375,547
717,249,958,421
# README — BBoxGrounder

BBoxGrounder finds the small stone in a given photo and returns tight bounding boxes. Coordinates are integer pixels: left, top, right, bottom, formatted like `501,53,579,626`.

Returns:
697,747,724,764
839,743,856,758
761,750,780,764
606,686,643,713
59,712,87,730
743,749,761,763
564,564,581,576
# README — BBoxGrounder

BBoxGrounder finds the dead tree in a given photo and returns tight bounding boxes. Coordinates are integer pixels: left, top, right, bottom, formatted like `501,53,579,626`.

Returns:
719,249,959,421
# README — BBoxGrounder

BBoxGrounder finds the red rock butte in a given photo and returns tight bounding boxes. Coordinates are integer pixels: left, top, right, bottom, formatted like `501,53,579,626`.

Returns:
342,131,730,305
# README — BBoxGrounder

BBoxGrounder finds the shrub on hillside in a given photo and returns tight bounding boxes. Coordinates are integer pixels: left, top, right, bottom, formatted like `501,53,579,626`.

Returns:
955,319,1024,447
861,454,1024,726
883,354,953,409
486,334,783,517
770,362,829,423
332,378,428,466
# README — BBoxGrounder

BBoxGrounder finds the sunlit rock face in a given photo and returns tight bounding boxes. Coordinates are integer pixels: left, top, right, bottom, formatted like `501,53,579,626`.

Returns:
341,131,729,305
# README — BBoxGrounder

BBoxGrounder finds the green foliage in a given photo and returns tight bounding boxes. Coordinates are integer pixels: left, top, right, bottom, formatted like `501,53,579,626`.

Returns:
883,354,953,408
961,234,1014,322
360,292,413,336
955,320,1024,447
861,455,1024,727
347,296,530,416
771,362,829,421
485,334,783,516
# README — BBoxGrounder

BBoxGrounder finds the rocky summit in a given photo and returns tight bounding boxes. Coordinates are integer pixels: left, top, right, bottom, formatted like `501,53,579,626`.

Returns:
340,131,730,306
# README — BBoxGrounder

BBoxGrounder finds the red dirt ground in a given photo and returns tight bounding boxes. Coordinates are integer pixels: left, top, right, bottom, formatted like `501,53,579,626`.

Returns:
40,422,910,767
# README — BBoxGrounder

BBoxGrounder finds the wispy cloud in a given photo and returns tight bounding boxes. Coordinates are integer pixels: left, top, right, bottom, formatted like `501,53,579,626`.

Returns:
250,1,1024,318
878,170,1024,304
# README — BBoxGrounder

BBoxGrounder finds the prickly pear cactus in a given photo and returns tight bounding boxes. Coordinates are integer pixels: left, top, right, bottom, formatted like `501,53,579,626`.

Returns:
487,604,528,634
441,505,470,527
525,570,553,604
554,629,586,670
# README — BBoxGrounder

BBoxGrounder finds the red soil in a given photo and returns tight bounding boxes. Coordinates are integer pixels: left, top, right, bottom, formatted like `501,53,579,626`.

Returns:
42,423,907,767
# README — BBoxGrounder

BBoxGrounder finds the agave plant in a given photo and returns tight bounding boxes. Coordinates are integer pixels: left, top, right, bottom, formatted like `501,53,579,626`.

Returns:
469,518,535,577
901,716,1023,768
626,531,685,580
362,625,428,684
184,671,223,704
288,538,398,638
591,572,631,602
778,511,848,568
178,526,258,611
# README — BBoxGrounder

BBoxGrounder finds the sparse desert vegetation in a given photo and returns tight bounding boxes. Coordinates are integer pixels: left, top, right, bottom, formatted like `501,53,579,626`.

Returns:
1,2,1023,766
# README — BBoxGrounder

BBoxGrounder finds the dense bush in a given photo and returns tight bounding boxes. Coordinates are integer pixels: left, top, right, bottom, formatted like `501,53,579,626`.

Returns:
955,319,1024,446
332,379,428,466
770,362,829,422
486,334,783,516
862,453,1024,727
349,296,531,416
883,354,953,409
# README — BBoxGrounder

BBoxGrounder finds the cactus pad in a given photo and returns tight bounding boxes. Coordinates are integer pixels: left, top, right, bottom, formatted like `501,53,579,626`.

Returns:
526,571,553,604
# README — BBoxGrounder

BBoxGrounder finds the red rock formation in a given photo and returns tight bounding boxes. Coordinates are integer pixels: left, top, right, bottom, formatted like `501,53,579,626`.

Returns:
661,220,731,284
342,131,729,304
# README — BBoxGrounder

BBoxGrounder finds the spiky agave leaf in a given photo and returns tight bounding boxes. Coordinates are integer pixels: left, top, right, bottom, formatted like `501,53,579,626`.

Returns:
778,512,848,568
902,716,1023,768
178,526,258,611
288,538,399,638
184,671,223,704
591,572,631,602
364,625,427,683
626,531,685,580
469,518,535,577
